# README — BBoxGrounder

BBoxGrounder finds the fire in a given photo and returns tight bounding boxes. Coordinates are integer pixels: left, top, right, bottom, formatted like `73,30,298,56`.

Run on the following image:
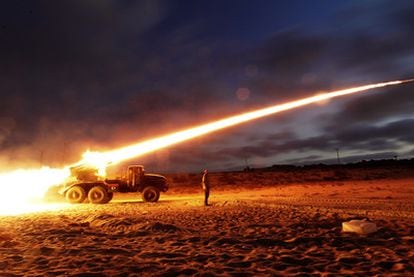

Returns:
0,78,412,215
0,167,71,215
79,79,413,170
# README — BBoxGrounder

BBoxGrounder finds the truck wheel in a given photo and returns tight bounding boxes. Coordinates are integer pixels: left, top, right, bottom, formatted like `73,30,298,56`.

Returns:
107,192,114,202
66,186,86,204
88,186,109,204
142,186,160,202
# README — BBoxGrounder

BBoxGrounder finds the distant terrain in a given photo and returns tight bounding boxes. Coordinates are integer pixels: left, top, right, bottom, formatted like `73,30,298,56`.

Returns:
166,158,414,193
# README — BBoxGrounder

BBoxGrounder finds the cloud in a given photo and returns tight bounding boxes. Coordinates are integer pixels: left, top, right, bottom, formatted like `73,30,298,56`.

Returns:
294,151,400,165
193,118,414,165
0,1,414,171
327,85,414,127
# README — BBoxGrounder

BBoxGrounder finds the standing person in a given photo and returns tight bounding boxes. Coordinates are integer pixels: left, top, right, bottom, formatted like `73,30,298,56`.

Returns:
202,169,211,206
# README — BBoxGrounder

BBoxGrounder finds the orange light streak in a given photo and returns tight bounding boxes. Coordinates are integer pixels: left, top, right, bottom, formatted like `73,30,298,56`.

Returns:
0,78,412,215
80,79,414,171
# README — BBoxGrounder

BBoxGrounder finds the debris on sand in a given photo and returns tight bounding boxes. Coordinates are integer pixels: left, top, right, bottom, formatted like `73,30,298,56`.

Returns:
342,219,378,235
142,222,184,233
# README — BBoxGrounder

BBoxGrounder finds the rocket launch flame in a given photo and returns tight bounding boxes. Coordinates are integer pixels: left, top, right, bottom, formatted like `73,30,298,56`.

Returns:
79,79,414,172
0,78,413,215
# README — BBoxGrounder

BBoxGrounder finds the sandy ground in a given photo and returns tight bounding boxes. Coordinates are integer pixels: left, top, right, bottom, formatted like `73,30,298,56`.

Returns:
1,178,414,276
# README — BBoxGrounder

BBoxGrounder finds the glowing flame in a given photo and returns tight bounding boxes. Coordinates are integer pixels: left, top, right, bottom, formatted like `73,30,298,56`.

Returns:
0,167,71,215
0,78,412,215
80,79,413,170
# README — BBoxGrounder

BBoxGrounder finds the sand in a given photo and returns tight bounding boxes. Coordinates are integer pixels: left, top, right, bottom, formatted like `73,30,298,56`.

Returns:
1,178,414,276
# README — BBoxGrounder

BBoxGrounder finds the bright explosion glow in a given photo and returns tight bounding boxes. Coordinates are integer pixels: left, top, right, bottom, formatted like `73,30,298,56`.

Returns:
0,167,71,215
0,78,412,215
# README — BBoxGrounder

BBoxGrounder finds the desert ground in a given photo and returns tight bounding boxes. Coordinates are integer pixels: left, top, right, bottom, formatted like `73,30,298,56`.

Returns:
1,166,414,276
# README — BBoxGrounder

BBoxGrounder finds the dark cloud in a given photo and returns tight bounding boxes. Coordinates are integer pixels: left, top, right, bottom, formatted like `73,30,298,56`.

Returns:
282,154,324,164
0,0,230,167
192,118,414,168
335,119,414,144
0,1,413,171
225,31,335,103
327,84,414,129
292,151,400,165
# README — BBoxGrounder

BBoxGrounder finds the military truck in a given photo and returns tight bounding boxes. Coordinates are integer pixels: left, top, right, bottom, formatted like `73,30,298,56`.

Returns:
60,165,168,204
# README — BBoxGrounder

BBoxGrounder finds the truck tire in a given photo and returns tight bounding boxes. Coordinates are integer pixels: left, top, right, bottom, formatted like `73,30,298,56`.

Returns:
107,192,114,202
142,186,160,202
88,186,109,204
66,186,86,204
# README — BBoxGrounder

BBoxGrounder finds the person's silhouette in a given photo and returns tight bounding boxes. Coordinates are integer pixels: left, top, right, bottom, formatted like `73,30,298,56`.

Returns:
201,169,211,206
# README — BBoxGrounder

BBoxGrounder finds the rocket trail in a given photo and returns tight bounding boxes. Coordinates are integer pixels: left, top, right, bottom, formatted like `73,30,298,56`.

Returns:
80,78,414,171
0,77,413,215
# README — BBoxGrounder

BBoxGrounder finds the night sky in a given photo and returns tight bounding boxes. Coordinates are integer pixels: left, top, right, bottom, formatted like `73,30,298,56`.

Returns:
1,0,414,173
